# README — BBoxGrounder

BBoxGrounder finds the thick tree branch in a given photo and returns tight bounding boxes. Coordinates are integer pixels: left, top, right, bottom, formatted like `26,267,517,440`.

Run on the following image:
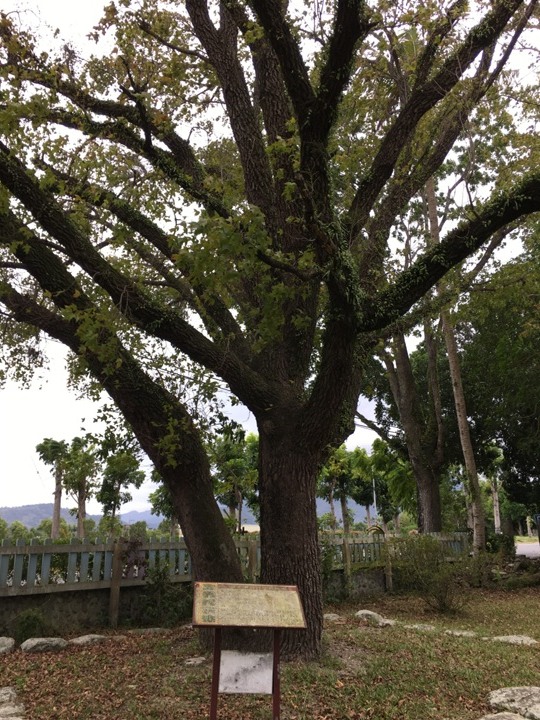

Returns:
0,145,281,411
185,0,276,223
249,0,315,129
311,0,374,143
36,161,252,361
222,0,292,143
4,101,230,219
349,0,528,238
361,172,540,331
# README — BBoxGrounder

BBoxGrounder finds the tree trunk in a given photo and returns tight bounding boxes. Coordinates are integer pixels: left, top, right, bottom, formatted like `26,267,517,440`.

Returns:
258,435,323,659
385,334,443,532
340,494,352,590
77,483,86,539
441,312,486,553
365,505,372,527
51,469,62,539
491,479,501,534
328,485,338,530
415,464,442,533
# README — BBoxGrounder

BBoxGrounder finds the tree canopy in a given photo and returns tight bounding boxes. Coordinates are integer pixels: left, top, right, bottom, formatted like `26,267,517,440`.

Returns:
1,0,539,657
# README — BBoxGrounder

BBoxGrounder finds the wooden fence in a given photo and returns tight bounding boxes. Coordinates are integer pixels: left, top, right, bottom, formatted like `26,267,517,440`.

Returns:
0,531,468,598
326,531,469,568
0,536,261,599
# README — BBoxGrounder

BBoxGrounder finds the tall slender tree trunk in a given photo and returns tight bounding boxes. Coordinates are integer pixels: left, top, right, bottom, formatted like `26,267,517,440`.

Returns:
51,470,62,539
77,483,86,539
491,478,501,534
415,464,442,533
441,313,486,553
365,505,372,527
424,177,485,548
328,482,338,530
340,493,352,590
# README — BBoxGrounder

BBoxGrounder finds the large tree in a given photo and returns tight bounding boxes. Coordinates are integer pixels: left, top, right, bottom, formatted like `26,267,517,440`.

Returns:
458,250,540,512
1,0,539,656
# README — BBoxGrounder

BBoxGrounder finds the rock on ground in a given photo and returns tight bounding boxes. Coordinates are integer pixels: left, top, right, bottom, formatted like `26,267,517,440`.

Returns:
488,687,540,719
404,623,436,632
0,639,15,655
0,687,24,719
68,635,109,646
479,714,533,720
491,636,538,646
20,637,68,653
354,610,395,627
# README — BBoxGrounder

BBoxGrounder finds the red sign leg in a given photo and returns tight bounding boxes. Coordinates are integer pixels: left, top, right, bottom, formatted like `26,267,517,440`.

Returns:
272,629,281,720
210,628,222,720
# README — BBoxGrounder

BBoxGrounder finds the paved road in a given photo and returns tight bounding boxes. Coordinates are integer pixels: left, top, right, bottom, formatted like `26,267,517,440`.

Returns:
515,542,540,558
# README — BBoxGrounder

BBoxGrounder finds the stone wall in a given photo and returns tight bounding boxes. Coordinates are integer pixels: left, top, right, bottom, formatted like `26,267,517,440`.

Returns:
0,586,149,636
324,567,386,601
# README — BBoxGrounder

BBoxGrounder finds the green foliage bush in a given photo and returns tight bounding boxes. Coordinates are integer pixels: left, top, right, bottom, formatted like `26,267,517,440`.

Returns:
486,532,516,562
386,535,472,613
133,563,193,627
319,532,342,602
13,608,54,645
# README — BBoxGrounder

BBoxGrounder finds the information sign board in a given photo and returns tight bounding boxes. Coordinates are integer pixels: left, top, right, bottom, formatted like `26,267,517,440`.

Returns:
192,582,306,629
192,582,305,719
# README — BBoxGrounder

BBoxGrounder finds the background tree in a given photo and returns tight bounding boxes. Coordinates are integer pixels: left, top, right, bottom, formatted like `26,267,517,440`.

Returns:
457,250,540,515
369,439,413,532
7,521,31,544
96,450,146,519
61,436,99,539
33,517,72,541
35,438,68,539
318,445,359,582
349,447,377,528
1,0,539,657
210,430,259,533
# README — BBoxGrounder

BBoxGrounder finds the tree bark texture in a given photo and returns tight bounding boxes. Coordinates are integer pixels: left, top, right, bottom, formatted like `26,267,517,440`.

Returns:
257,434,323,659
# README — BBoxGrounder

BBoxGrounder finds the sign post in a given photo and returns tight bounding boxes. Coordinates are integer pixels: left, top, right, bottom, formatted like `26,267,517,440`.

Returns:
192,582,306,720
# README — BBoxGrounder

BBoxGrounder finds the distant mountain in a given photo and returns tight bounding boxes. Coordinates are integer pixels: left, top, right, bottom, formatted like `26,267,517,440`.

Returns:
116,509,164,528
0,504,164,530
0,500,366,532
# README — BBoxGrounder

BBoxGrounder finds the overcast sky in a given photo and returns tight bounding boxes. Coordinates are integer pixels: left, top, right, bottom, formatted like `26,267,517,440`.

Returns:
0,0,378,514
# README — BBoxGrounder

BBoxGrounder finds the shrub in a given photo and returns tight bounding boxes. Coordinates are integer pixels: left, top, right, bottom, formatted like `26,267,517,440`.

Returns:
13,608,54,645
486,532,516,562
319,533,343,602
385,535,472,614
132,563,193,627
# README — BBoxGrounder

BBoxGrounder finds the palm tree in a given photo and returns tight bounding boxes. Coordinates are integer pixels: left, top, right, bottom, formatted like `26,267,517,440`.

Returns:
35,438,68,539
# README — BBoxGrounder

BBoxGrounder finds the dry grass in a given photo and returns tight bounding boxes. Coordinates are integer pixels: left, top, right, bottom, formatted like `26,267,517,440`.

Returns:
1,587,539,720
